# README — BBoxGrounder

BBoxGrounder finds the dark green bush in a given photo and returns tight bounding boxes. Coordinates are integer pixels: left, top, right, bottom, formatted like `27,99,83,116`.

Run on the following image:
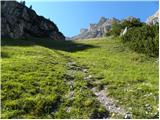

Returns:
121,24,159,57
109,21,122,36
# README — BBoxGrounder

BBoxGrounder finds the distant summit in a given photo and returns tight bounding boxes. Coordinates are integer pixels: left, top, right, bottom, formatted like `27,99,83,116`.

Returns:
71,17,120,40
146,10,159,25
70,14,156,40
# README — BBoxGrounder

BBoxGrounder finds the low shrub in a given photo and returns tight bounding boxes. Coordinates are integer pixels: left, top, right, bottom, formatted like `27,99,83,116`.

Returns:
121,24,159,57
109,21,122,36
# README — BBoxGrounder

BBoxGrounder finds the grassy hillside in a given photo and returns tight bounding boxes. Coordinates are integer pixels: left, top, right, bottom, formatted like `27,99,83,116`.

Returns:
1,37,158,119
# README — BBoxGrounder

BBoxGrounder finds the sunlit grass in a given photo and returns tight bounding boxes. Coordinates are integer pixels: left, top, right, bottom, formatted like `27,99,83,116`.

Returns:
1,37,158,118
70,38,158,118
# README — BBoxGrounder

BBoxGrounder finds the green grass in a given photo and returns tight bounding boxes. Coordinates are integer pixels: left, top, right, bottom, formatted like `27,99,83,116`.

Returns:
1,37,158,119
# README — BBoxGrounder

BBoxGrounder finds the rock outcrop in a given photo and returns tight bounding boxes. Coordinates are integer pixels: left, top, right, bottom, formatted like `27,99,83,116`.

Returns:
146,10,159,25
71,17,120,40
1,1,65,40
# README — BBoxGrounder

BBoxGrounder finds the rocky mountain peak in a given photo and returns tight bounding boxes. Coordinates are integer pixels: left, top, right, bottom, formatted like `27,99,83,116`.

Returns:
80,28,88,34
71,16,143,40
98,17,107,25
71,16,120,40
109,17,118,21
1,1,65,40
146,10,159,25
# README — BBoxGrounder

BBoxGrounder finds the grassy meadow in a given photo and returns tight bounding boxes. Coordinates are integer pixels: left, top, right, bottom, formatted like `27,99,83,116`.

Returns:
1,37,159,119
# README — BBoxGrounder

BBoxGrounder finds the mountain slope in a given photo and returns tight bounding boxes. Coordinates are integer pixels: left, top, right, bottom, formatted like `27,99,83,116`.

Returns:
1,1,65,40
1,37,158,119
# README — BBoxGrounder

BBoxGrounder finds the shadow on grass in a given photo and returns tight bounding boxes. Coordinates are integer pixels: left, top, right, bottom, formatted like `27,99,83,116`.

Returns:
1,38,98,52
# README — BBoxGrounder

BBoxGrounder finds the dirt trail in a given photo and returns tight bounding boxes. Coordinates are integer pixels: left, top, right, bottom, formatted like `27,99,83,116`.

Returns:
57,52,127,118
91,87,126,116
67,59,127,118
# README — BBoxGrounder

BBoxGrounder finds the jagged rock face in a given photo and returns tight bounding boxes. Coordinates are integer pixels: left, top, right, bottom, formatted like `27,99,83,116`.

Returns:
80,28,88,34
146,10,159,25
71,17,120,40
1,1,65,40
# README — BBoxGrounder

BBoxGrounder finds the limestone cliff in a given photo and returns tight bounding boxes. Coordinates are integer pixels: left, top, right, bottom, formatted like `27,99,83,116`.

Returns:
1,1,65,40
146,10,159,25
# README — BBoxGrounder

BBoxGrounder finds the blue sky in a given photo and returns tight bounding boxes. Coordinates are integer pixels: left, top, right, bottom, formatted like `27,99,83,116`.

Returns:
24,0,159,37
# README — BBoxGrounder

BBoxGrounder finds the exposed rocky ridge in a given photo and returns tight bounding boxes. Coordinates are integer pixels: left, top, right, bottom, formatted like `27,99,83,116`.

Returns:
71,11,159,40
71,17,120,40
146,10,159,25
1,1,65,40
